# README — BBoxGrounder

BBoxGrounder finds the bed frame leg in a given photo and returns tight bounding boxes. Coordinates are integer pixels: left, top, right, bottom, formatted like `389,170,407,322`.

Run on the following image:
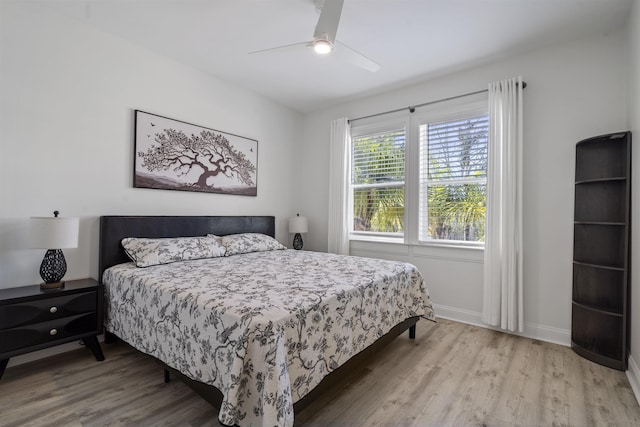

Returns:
164,369,171,383
104,331,118,344
409,324,416,339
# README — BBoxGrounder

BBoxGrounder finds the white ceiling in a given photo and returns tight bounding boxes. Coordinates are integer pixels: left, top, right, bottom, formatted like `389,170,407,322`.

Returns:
43,0,634,113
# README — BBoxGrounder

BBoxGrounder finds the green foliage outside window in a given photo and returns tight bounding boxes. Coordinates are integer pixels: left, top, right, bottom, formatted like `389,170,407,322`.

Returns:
426,183,486,241
423,117,487,242
351,115,487,243
352,131,405,233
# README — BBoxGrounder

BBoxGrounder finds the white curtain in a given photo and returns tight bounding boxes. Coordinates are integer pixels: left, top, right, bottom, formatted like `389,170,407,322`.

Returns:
483,77,524,332
327,117,351,255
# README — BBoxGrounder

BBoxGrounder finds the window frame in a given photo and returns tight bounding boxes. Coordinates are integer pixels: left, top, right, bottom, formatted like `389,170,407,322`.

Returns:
348,98,488,249
349,116,409,242
414,101,489,248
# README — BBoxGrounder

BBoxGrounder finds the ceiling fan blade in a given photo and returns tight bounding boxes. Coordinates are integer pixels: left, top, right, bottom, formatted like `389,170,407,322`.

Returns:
313,0,344,43
249,41,311,55
334,40,381,72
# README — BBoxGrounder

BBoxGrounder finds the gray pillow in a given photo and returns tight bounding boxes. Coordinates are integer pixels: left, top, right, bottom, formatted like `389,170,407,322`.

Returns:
121,236,226,267
214,233,286,256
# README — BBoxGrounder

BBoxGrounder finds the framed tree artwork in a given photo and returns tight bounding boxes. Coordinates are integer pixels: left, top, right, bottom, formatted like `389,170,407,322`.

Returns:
134,110,258,196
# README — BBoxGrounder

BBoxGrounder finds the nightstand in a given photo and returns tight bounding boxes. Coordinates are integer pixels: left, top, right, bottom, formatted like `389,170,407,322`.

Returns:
0,278,104,380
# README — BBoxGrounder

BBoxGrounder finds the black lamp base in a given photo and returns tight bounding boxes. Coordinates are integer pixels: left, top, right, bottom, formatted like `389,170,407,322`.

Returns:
40,281,66,290
39,249,67,289
293,233,303,250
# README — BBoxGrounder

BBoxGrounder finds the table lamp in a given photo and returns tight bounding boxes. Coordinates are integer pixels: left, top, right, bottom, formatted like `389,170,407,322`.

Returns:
29,211,79,289
288,213,308,250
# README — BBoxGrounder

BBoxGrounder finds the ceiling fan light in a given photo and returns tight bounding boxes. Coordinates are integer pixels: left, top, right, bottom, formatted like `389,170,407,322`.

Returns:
313,39,333,54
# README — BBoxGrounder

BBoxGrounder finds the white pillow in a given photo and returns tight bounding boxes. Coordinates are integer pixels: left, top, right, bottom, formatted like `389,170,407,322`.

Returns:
215,233,286,256
121,236,226,267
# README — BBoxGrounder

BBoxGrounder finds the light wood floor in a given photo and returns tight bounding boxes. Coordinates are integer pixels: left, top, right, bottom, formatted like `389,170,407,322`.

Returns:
2,318,639,426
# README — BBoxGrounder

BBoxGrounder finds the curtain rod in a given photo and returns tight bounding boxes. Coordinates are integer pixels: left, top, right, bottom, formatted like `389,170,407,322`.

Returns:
348,81,527,124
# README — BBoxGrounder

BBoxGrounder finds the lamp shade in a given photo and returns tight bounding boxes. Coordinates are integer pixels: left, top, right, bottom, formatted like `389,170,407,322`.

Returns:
288,215,308,234
29,216,79,249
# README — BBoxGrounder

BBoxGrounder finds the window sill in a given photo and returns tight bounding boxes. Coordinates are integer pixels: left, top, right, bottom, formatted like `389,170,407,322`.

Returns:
349,236,484,263
416,241,484,251
349,235,484,251
349,234,405,245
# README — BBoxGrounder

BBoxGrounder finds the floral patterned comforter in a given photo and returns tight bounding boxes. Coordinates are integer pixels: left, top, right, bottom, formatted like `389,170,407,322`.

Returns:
103,249,435,427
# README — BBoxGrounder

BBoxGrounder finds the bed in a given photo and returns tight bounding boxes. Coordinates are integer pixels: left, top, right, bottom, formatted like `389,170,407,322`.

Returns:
99,215,435,427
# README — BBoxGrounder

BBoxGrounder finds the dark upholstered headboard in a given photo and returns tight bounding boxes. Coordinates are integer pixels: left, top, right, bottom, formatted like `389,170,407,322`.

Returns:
99,215,275,283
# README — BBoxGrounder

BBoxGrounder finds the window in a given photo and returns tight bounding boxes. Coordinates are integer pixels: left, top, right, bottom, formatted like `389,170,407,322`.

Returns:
419,114,488,244
351,126,405,237
349,100,488,247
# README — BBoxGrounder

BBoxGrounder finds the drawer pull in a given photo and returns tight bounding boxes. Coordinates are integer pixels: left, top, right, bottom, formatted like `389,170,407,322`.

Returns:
49,329,58,336
49,306,58,314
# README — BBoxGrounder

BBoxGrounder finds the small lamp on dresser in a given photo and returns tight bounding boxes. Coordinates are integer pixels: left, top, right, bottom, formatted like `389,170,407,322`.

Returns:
288,213,308,250
29,210,79,289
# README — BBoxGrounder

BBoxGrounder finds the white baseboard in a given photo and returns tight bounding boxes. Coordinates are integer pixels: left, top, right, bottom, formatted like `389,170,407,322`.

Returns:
432,303,484,326
521,322,572,347
627,354,640,405
432,303,571,347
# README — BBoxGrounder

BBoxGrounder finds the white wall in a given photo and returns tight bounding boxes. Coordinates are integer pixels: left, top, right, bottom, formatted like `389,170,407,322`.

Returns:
0,0,635,369
299,30,629,344
0,2,302,289
628,0,640,396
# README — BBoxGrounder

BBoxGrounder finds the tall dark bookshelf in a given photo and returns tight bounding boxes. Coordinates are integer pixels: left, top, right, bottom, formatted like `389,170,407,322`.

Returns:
572,131,631,371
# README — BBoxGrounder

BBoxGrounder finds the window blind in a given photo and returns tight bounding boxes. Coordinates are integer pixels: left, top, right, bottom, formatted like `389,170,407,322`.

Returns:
352,129,405,185
419,115,488,242
422,116,488,181
351,128,405,234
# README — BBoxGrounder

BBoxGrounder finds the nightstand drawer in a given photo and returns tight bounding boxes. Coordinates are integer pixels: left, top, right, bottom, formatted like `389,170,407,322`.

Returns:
0,312,97,354
0,278,104,381
0,291,96,330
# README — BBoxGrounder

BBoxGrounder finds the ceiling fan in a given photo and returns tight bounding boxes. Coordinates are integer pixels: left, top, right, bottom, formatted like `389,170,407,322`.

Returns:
249,0,381,72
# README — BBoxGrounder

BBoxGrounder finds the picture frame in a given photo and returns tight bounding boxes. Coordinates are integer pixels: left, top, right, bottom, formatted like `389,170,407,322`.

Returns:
133,110,258,196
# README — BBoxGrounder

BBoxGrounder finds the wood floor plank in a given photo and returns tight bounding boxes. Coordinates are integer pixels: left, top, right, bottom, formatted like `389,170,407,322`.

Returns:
1,318,638,426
